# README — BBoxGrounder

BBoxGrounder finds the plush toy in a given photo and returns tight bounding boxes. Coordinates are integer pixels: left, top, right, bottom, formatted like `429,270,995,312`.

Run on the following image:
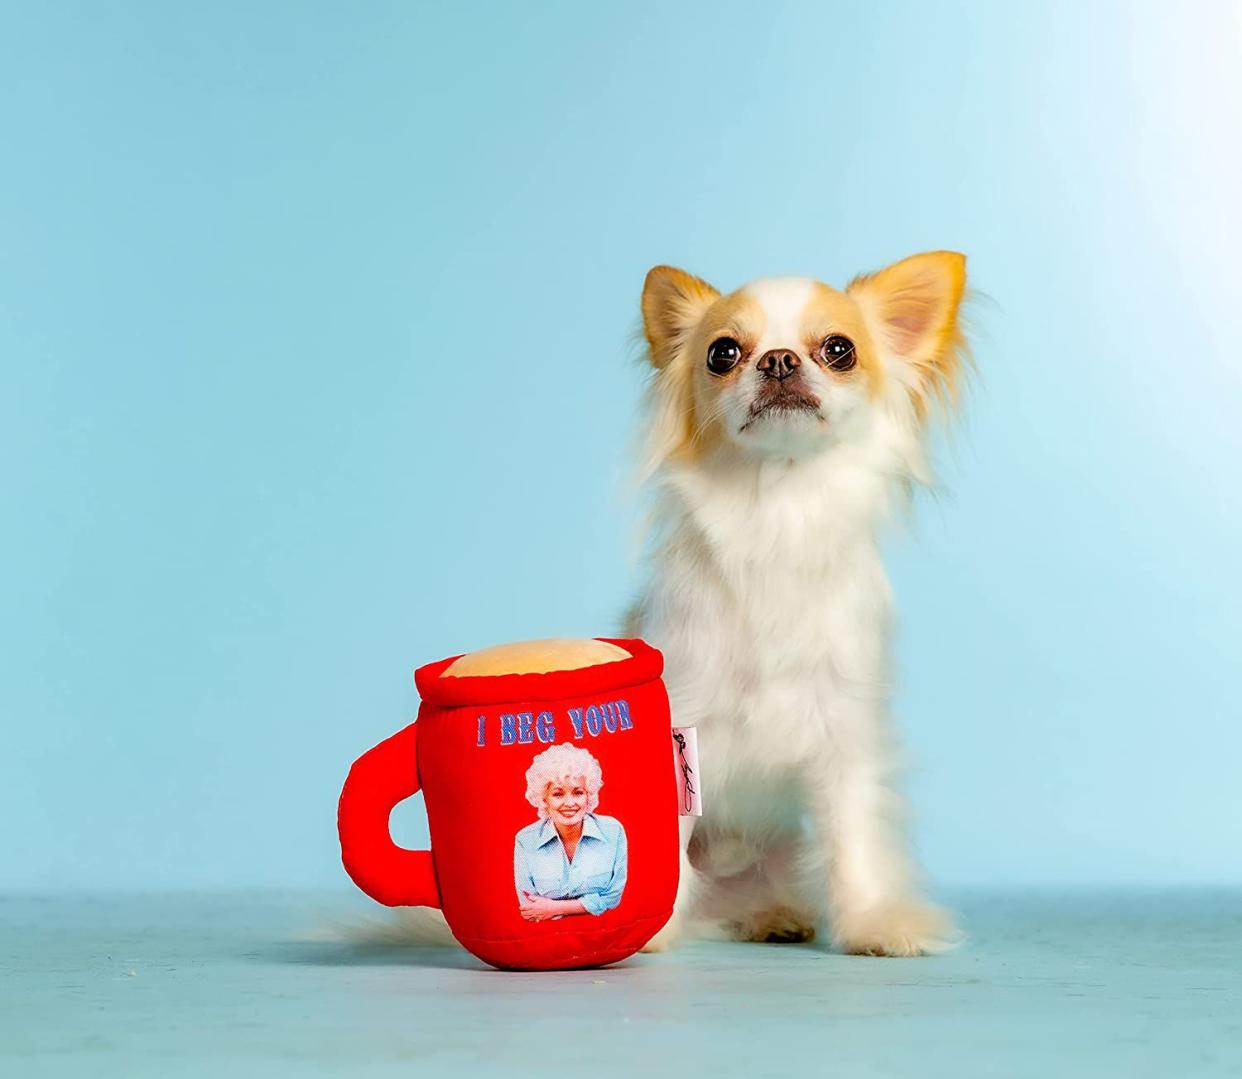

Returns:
338,638,680,970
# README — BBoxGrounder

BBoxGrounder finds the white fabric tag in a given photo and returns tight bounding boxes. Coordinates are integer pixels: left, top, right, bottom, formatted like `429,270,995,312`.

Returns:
672,726,702,816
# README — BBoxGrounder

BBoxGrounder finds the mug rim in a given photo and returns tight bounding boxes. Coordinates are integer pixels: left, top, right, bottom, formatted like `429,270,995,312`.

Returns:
413,637,664,707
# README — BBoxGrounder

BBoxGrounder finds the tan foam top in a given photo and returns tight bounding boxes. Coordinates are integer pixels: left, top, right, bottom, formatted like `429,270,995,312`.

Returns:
443,638,629,678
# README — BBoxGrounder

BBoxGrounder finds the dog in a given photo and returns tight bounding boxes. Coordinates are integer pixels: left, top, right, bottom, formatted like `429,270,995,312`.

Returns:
625,251,969,956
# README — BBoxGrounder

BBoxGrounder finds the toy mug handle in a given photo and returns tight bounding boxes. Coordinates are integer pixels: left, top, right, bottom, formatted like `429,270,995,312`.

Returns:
337,723,441,907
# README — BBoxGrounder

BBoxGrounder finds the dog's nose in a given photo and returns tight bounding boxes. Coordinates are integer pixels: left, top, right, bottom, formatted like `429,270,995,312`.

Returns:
756,349,801,381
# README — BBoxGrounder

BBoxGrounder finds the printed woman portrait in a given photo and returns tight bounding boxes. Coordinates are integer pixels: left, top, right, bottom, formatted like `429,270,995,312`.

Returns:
514,743,628,922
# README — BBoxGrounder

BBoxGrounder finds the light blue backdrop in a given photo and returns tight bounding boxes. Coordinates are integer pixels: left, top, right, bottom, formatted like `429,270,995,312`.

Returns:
3,1,1239,892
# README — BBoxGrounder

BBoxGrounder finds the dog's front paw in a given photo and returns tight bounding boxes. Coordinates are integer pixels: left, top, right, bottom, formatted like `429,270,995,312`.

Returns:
729,906,817,944
833,899,960,957
641,912,685,954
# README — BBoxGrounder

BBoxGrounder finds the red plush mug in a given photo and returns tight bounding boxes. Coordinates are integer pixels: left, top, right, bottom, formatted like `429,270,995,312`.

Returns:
338,638,680,970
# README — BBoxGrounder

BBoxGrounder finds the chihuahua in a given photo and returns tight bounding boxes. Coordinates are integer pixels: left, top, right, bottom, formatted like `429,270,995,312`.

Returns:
626,251,968,956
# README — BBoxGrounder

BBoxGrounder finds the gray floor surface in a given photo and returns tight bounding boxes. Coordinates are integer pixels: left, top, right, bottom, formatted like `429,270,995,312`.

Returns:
2,890,1239,1077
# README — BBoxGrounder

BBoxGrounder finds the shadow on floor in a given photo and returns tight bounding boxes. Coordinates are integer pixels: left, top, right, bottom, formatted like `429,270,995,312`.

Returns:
254,940,489,970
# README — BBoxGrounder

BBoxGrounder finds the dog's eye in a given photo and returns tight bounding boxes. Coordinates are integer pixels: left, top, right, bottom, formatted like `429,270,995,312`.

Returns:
819,335,857,371
707,337,743,375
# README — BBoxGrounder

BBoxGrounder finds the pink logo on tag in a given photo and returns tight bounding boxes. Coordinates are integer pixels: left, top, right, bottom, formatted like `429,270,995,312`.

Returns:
672,727,702,816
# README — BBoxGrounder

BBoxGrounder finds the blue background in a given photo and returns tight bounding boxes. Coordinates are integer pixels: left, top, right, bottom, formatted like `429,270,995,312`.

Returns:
3,1,1239,893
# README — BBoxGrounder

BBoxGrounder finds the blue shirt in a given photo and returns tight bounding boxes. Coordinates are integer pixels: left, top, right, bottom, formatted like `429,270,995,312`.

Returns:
513,813,628,916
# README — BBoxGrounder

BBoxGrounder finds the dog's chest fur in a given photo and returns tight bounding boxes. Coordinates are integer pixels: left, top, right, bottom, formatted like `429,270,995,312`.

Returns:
636,443,899,841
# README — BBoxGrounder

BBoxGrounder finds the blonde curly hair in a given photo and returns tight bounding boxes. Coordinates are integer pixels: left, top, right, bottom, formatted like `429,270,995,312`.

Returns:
524,743,604,819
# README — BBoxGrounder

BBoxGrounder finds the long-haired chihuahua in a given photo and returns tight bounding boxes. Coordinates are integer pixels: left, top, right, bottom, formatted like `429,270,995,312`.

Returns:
627,251,968,956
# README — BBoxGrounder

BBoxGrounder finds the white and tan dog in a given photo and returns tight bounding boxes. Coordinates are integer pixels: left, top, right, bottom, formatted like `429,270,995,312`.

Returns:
627,252,968,956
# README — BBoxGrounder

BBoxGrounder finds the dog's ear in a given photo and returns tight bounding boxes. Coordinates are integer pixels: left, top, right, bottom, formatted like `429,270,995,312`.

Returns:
848,251,967,404
641,266,719,368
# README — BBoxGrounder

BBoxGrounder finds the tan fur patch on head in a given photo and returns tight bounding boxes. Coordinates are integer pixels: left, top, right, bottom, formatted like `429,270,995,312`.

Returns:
799,281,885,400
640,280,765,469
689,290,767,375
668,289,766,460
